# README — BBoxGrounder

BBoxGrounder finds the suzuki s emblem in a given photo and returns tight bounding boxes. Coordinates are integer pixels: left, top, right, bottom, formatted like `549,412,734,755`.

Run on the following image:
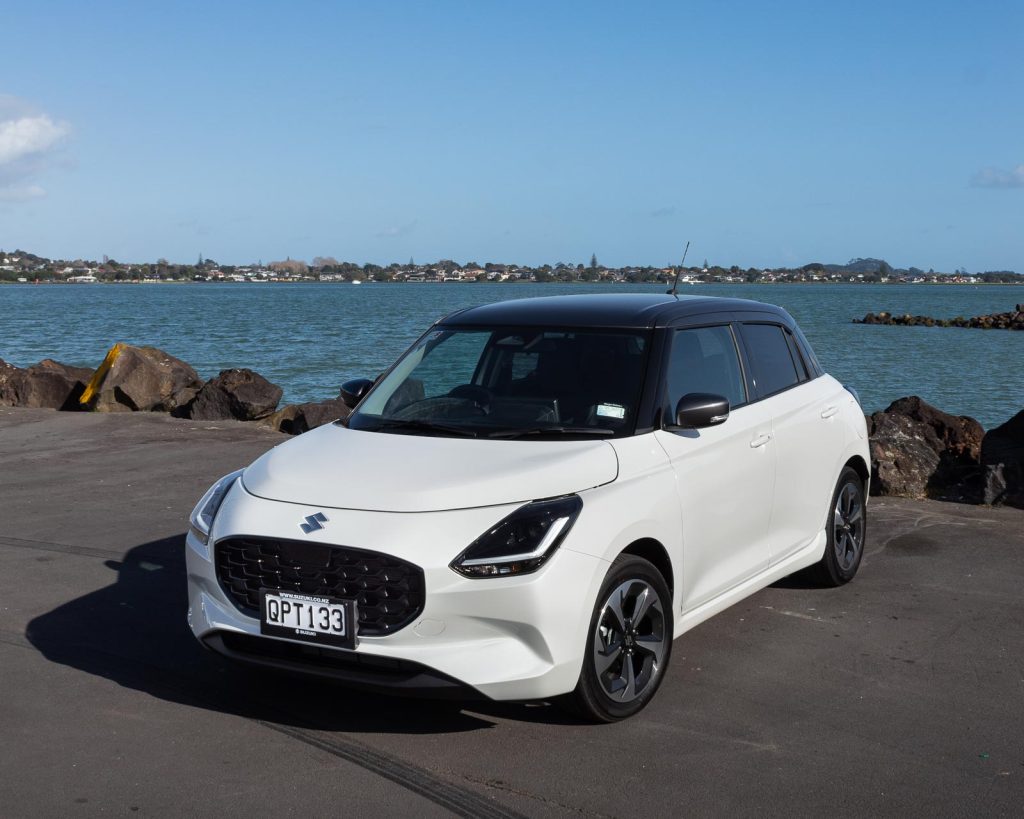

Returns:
299,512,329,534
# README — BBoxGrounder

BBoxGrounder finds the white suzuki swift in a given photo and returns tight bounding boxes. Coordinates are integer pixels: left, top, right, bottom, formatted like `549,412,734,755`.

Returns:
187,294,869,721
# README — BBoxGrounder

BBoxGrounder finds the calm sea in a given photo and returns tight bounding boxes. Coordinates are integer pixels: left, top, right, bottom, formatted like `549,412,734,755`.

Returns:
1,282,1021,429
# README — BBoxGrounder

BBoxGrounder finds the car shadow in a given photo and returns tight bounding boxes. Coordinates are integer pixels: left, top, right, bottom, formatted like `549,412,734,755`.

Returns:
769,566,828,589
25,535,583,734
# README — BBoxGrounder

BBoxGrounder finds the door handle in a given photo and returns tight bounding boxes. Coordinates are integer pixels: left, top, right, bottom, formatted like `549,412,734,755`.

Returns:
750,433,772,448
820,405,839,419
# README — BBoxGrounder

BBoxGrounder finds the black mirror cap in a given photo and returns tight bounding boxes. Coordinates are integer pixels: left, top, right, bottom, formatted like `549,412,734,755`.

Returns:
340,378,375,409
675,393,730,429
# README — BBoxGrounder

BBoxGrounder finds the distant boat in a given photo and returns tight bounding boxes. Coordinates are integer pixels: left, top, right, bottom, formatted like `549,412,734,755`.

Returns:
352,279,362,285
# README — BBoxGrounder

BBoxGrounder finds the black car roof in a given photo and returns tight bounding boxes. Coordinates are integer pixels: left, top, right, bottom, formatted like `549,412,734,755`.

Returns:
439,293,789,330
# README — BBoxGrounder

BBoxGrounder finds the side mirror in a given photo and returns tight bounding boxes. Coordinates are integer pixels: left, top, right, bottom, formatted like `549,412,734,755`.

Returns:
675,393,730,429
340,378,374,409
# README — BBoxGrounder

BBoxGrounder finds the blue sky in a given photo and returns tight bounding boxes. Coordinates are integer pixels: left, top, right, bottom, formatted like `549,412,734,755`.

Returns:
2,0,1022,271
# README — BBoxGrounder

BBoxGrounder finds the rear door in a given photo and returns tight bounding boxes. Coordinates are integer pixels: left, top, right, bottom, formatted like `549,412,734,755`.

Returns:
738,322,845,565
654,324,775,612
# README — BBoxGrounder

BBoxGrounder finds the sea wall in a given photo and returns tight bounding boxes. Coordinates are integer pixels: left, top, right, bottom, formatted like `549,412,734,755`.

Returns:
2,344,1022,509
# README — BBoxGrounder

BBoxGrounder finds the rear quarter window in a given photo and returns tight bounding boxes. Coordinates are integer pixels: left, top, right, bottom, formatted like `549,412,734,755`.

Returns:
741,323,801,398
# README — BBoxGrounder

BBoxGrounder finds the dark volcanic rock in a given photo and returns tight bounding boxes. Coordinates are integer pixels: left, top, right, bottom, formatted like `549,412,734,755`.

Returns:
0,358,20,406
262,396,351,435
0,358,93,410
184,368,283,421
868,396,985,502
90,345,203,413
856,305,1024,330
981,409,1024,509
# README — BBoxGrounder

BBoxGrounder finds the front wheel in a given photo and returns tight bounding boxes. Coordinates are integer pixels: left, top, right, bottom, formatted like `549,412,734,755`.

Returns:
813,466,867,586
565,555,673,722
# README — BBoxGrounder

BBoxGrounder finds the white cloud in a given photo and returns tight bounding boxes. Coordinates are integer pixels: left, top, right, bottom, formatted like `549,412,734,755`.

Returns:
0,114,68,164
971,164,1024,189
0,96,70,201
0,184,46,202
375,221,417,239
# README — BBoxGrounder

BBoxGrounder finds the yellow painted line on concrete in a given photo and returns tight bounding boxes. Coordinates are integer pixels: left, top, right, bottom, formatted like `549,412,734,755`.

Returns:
79,342,124,405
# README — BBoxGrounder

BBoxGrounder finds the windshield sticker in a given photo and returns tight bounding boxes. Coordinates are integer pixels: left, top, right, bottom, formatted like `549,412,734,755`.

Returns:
596,403,626,419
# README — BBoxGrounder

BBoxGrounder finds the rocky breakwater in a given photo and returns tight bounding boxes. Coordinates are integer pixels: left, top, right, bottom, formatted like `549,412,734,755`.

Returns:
3,344,1022,508
0,343,351,434
868,396,1024,509
0,358,93,410
855,304,1024,330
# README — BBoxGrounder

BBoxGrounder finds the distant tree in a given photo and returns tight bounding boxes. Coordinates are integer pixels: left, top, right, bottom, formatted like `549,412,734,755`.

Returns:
702,258,708,269
590,253,598,270
878,261,893,277
269,259,309,275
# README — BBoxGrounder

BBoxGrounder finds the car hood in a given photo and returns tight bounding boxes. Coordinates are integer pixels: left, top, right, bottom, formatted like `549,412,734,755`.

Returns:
242,423,619,513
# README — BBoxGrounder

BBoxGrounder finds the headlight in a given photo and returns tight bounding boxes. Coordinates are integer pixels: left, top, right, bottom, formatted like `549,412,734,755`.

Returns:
189,470,243,545
450,495,583,578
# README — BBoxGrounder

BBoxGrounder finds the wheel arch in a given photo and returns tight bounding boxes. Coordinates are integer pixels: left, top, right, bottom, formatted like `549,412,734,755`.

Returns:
619,538,674,598
844,453,870,495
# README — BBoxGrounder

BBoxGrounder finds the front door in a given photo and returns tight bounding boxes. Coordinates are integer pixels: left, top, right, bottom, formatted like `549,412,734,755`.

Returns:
653,325,775,612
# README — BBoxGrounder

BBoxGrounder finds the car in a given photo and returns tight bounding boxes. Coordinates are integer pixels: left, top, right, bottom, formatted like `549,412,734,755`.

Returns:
186,293,869,722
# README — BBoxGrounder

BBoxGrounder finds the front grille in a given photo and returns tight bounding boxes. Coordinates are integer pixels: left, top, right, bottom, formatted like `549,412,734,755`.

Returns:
214,536,425,636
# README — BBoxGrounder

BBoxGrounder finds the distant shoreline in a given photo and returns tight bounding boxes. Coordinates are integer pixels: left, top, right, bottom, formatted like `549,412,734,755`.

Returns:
3,279,1022,287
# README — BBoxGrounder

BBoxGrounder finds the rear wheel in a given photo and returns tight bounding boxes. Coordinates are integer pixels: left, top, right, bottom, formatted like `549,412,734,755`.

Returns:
813,466,867,586
565,555,673,722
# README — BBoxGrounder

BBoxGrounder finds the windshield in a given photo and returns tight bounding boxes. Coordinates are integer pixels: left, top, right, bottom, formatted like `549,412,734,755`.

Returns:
348,326,650,438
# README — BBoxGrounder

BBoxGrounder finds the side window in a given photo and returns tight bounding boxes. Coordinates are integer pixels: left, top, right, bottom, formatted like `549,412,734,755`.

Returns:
792,325,823,377
741,324,801,398
784,330,809,381
403,331,490,398
510,351,538,381
666,326,746,410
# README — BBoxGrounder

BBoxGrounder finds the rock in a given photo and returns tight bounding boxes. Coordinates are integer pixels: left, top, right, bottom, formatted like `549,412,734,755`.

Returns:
262,396,351,435
183,368,283,421
0,358,93,410
868,396,985,502
856,307,1023,330
980,409,1024,509
0,358,21,406
89,345,202,413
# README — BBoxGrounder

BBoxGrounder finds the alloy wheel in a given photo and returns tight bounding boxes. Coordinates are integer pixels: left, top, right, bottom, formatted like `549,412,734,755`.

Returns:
592,579,667,703
833,481,864,572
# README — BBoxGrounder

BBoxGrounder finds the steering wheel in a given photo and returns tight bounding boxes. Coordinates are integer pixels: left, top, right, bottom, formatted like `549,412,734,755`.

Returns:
447,384,493,413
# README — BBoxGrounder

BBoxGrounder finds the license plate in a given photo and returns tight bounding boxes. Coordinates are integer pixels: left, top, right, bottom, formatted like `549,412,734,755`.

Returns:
259,589,356,650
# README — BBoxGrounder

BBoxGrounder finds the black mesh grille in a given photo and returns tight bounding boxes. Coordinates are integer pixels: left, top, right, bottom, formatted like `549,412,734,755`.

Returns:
214,536,425,636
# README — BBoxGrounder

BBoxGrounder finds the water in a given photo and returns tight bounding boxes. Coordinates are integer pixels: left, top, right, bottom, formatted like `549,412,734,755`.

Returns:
1,282,1021,429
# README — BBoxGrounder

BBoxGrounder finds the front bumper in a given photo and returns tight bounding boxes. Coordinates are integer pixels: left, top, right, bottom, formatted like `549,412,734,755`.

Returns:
186,481,609,701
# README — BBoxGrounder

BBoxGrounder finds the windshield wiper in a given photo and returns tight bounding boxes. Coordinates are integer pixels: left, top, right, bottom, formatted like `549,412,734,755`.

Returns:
372,418,479,437
487,426,615,439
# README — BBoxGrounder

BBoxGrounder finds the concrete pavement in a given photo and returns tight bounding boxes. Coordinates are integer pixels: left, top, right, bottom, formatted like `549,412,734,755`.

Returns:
1,406,1022,817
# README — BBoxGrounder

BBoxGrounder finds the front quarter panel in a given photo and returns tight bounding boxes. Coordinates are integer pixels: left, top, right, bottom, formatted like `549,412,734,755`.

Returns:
568,433,681,615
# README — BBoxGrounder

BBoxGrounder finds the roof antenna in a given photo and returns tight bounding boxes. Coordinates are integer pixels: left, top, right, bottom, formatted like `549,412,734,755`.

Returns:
667,240,691,296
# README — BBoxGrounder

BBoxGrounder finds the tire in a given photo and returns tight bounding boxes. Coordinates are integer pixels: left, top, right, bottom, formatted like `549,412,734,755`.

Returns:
564,555,673,723
813,466,867,587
